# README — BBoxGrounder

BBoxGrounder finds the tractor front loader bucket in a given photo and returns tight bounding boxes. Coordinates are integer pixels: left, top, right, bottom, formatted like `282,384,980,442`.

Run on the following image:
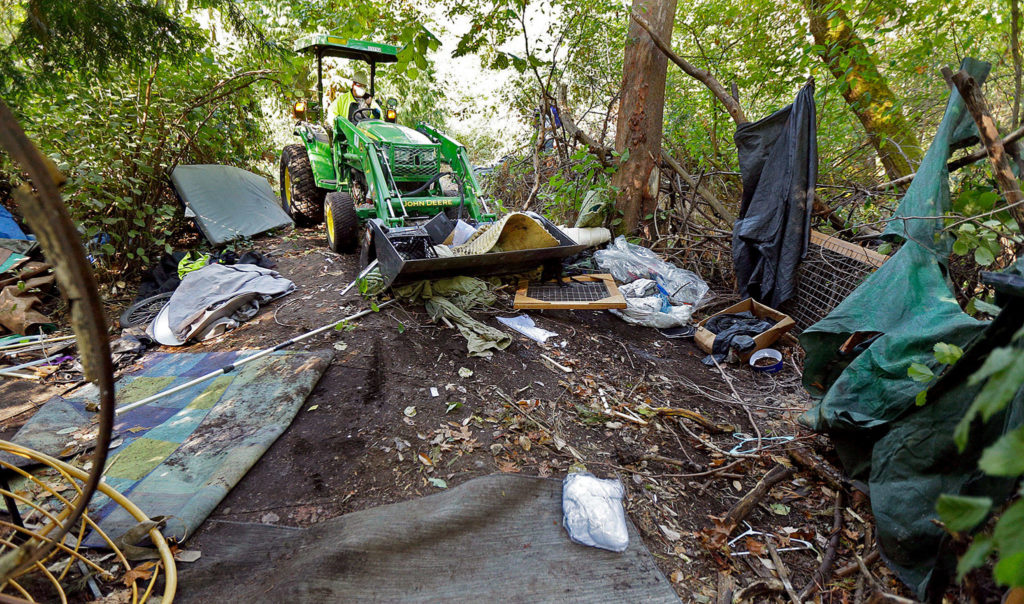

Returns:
367,213,587,288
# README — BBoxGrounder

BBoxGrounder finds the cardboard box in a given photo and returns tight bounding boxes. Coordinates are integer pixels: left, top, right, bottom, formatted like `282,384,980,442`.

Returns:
694,298,795,361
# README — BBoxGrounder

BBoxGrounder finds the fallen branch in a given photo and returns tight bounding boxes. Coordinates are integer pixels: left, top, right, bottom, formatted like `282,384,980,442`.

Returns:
785,446,848,492
711,356,762,453
640,453,700,471
799,490,845,600
661,149,736,224
650,406,735,433
835,549,879,579
716,571,735,604
768,543,802,604
720,463,795,538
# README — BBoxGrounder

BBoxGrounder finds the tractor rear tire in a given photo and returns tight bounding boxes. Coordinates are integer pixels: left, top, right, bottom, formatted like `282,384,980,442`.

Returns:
280,144,326,226
325,192,359,253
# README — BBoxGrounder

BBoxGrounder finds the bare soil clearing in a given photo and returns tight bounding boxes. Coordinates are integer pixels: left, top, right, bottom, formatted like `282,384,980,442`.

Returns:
0,228,909,601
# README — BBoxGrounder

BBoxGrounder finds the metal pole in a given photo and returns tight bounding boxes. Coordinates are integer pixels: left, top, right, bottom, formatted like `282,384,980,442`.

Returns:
317,51,324,114
114,300,395,416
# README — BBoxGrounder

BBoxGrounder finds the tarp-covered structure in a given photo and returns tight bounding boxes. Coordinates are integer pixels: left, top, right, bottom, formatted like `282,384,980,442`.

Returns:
799,58,1024,598
732,80,817,307
171,165,292,245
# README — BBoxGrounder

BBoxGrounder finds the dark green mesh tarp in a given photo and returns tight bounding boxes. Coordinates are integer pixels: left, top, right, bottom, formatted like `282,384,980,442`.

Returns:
799,58,1024,598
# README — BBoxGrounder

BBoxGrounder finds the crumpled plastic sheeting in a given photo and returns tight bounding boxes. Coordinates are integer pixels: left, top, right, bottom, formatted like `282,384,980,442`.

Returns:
611,279,696,328
595,236,708,307
395,277,511,358
562,472,629,552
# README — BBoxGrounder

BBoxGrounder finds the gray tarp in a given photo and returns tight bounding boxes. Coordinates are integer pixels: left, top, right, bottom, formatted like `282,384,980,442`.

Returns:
177,474,679,603
149,263,294,345
171,164,292,245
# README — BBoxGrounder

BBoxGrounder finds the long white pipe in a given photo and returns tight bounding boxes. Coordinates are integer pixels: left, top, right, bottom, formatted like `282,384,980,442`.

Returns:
114,300,395,415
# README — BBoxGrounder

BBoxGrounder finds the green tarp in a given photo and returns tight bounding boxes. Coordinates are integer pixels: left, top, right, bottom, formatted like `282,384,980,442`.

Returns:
799,58,1024,598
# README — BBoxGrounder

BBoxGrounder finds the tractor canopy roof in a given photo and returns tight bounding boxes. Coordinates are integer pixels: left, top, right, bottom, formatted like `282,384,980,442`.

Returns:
293,35,399,64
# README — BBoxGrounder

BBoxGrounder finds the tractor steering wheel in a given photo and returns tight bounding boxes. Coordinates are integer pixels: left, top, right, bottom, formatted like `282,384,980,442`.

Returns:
351,107,376,123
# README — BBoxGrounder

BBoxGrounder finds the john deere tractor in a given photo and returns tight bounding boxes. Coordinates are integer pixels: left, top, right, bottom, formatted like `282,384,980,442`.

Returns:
279,35,494,253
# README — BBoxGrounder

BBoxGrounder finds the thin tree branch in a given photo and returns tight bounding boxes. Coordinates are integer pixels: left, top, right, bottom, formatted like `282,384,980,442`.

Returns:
630,11,747,124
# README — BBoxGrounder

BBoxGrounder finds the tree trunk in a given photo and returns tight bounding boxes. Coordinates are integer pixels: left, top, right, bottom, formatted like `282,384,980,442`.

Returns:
803,0,923,180
612,0,678,234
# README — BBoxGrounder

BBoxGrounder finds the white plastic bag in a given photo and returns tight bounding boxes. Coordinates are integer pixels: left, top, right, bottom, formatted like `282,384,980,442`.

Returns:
595,236,709,306
497,315,558,343
562,472,629,552
450,220,477,246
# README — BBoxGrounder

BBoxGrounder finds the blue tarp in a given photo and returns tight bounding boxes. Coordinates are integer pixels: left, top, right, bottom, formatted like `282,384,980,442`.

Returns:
0,205,27,240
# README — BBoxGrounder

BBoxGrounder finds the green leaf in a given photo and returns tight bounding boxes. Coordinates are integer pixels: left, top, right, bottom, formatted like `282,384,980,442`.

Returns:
427,477,447,489
935,494,991,532
975,246,995,266
934,342,964,365
370,301,379,312
916,389,928,406
908,362,934,382
971,299,1003,316
957,534,994,580
994,500,1024,556
972,353,1024,422
969,347,1018,386
979,426,1024,477
994,550,1024,587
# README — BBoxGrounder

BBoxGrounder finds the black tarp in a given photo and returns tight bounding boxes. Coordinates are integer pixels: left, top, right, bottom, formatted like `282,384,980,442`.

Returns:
732,80,817,307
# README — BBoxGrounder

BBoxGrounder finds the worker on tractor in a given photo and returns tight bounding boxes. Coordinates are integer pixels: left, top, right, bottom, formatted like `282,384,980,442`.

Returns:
327,69,381,129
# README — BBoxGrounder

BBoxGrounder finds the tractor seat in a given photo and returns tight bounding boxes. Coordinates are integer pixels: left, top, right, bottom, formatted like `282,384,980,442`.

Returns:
309,125,331,145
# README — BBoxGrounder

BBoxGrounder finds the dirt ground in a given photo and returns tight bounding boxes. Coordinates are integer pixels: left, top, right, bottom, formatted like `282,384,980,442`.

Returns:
0,227,916,602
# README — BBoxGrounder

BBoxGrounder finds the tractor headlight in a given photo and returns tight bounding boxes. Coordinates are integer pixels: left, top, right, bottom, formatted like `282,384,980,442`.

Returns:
386,108,397,122
292,100,307,119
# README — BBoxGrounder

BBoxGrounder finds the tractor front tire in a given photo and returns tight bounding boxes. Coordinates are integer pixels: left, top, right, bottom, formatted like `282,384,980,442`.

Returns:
325,192,359,253
280,144,326,226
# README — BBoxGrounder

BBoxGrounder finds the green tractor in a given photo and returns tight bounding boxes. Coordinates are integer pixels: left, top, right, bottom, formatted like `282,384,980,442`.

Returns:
279,35,495,254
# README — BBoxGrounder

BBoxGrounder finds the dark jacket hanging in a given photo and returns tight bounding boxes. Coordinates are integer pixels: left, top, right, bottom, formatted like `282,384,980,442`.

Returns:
732,80,817,307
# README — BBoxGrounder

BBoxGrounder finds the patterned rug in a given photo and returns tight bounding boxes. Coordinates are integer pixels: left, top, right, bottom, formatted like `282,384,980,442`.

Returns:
6,350,331,545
